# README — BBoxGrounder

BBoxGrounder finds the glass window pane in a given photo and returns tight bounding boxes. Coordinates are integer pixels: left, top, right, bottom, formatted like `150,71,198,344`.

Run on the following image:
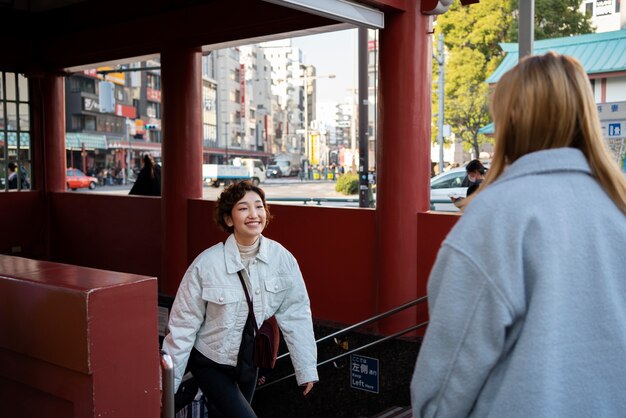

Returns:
0,73,3,100
18,74,28,101
19,103,29,131
0,132,5,159
1,161,5,190
19,132,30,148
0,102,4,129
6,102,17,130
6,73,16,101
19,161,31,189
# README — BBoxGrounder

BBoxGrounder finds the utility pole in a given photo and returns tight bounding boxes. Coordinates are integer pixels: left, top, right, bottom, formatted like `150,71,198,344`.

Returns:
358,27,370,208
436,33,445,174
519,0,534,59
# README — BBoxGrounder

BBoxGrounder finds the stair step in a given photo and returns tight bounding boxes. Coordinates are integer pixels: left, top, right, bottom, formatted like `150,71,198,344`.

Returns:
370,405,412,418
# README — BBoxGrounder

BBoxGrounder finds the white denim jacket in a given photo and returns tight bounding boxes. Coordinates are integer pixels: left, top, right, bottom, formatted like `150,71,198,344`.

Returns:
163,234,319,391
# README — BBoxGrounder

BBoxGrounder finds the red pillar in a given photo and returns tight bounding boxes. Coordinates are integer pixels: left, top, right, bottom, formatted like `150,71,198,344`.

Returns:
41,75,67,192
376,8,432,329
160,45,203,295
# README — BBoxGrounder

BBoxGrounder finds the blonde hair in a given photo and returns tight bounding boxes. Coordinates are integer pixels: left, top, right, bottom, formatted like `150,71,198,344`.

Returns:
468,52,626,214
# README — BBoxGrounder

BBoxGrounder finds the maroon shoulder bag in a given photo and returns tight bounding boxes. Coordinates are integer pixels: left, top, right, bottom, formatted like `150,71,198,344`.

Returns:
237,270,280,369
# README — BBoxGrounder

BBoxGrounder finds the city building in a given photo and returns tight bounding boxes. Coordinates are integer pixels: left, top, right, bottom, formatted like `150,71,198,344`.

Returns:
486,29,626,166
65,60,162,180
581,0,625,32
261,39,306,155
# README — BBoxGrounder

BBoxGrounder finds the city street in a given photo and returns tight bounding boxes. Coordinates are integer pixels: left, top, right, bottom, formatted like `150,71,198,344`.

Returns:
87,178,364,207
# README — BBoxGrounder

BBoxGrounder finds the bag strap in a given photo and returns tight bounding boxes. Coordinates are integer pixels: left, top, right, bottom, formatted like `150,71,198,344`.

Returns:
237,270,259,334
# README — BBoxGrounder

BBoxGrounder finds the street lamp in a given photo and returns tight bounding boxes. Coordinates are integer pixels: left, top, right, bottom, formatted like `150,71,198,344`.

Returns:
302,70,335,177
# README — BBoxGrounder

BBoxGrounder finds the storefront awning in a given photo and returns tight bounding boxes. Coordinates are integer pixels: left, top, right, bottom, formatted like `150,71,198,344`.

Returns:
0,131,30,149
66,133,107,150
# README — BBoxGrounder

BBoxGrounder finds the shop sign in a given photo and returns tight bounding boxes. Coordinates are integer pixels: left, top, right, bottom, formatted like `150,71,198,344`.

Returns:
596,0,614,16
115,104,137,119
147,87,161,102
83,97,100,112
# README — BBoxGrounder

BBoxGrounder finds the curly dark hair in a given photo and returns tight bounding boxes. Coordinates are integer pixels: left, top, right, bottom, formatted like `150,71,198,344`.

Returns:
214,180,271,233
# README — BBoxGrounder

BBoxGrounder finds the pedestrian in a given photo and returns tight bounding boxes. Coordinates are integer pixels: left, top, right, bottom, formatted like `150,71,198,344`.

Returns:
162,180,318,417
460,159,486,187
411,52,626,418
129,154,161,196
7,162,18,189
7,161,29,189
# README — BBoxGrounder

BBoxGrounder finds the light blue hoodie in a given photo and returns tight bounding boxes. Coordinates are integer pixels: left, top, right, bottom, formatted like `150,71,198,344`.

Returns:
411,148,626,417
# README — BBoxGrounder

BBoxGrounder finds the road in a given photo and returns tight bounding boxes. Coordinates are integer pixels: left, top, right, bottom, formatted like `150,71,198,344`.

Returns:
87,178,363,207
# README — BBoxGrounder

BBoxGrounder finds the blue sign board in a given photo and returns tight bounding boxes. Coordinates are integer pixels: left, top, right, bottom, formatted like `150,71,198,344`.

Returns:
608,123,622,137
350,354,379,394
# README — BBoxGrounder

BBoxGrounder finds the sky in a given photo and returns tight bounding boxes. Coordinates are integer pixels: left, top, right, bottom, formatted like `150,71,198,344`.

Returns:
291,29,357,105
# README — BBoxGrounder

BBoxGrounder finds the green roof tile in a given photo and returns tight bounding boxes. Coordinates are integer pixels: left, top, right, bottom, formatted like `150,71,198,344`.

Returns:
486,29,626,83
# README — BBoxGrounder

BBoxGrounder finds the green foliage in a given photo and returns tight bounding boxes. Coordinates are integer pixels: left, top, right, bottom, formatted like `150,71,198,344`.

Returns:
509,0,595,41
433,0,594,157
335,173,359,195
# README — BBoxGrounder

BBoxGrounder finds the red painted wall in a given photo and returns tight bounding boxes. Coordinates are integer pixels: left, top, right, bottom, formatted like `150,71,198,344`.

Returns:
415,211,460,325
0,192,46,258
35,192,459,329
0,255,160,417
49,193,162,281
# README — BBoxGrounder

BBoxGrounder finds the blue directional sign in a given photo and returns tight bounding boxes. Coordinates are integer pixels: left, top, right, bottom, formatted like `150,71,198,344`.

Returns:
608,123,622,137
350,354,379,393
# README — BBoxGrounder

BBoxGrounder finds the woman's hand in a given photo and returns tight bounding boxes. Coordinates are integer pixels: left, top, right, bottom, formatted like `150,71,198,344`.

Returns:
302,381,315,396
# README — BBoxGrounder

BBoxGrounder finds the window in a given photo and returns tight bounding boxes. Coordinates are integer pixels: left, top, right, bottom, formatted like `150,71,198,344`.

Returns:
617,0,621,13
430,171,465,189
585,2,593,16
1,72,31,191
146,73,161,90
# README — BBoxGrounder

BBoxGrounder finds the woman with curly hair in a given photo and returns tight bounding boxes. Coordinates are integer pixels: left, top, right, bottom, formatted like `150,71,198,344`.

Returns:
163,180,318,417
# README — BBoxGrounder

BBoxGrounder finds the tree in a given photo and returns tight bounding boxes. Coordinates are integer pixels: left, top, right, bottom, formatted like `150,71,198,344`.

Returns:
433,0,594,159
433,0,512,158
508,0,595,41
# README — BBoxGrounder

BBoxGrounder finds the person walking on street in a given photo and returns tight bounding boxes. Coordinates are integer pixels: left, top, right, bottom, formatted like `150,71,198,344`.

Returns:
129,154,161,196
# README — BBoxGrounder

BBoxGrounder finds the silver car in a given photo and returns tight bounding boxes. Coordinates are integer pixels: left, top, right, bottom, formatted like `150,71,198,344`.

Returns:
430,168,467,212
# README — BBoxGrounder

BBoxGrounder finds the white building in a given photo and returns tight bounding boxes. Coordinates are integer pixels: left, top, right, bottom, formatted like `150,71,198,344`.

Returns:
580,0,625,32
240,45,274,153
261,39,306,154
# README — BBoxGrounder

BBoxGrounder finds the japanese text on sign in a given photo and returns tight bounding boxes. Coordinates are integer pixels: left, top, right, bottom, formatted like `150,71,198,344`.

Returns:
350,354,379,394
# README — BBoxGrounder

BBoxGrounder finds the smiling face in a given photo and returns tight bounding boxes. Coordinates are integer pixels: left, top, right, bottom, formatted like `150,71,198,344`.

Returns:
224,191,267,245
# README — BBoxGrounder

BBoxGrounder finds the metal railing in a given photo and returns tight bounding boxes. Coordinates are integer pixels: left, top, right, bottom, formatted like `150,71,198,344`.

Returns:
160,350,175,418
268,196,459,211
267,196,360,205
257,295,429,389
158,295,430,412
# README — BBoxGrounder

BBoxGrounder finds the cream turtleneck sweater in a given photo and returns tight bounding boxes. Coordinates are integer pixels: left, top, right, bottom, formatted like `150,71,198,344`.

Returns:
236,237,260,271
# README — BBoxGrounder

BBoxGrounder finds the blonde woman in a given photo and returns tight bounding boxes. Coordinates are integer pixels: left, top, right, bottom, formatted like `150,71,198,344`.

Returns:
411,52,626,417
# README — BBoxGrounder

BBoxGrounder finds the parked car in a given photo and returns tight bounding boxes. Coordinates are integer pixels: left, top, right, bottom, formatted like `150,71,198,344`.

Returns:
430,167,468,212
266,164,283,179
66,168,98,191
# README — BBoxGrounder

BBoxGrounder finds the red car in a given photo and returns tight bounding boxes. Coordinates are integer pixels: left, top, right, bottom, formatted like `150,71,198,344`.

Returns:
66,168,97,190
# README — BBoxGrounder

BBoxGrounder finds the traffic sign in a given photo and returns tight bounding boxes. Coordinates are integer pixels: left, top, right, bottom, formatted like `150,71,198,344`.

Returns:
608,123,622,137
350,354,379,393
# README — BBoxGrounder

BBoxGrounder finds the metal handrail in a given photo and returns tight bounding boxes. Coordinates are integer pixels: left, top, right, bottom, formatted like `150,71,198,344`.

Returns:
257,295,429,389
268,196,460,211
267,197,360,205
276,295,427,361
160,350,175,418
260,320,429,388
